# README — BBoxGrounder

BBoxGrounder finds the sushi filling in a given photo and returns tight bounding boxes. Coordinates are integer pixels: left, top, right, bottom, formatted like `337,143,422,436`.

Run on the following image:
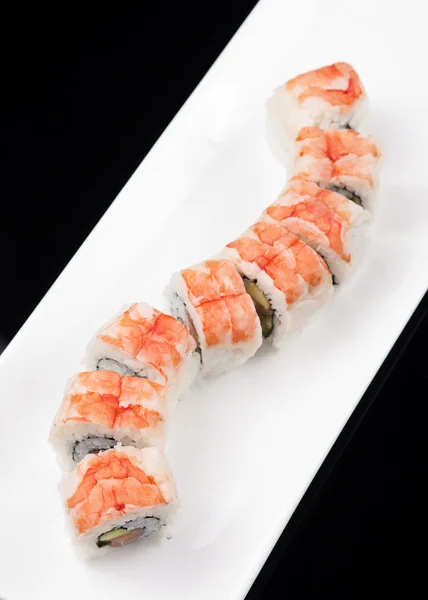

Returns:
183,307,199,347
96,516,162,548
243,278,274,338
172,294,202,356
327,185,362,206
96,358,147,378
72,436,118,462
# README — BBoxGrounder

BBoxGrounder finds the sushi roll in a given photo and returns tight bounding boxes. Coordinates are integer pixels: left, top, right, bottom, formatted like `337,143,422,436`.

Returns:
166,258,262,376
220,220,333,346
60,445,178,557
263,181,357,284
267,62,368,158
87,302,200,401
50,370,168,470
291,127,381,212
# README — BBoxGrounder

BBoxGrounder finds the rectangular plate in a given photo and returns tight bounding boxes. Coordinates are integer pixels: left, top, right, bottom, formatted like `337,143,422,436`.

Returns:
1,1,427,599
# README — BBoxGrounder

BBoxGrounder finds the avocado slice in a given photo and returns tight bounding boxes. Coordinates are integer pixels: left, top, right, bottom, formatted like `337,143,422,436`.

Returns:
245,281,271,314
184,307,199,343
329,185,362,206
350,193,362,206
97,527,129,548
261,314,273,338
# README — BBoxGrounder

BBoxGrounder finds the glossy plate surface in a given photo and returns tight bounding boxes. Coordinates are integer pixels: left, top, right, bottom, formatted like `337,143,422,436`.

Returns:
1,1,427,598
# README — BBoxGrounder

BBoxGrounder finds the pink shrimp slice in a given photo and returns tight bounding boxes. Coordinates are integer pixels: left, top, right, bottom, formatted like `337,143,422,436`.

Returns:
182,259,259,347
296,126,328,159
286,176,369,227
333,154,376,184
98,304,196,383
67,450,166,534
326,128,378,160
252,221,330,288
227,221,330,301
295,127,379,186
226,234,273,271
227,232,304,305
60,371,165,431
263,247,305,305
287,62,364,109
181,259,244,305
296,126,378,157
266,197,350,263
225,294,260,344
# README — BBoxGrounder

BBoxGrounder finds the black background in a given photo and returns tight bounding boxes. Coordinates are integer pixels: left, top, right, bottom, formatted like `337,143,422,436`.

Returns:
6,3,426,597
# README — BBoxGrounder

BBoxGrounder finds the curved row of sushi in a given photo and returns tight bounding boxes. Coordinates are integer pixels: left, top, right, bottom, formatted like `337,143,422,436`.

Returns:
49,61,381,557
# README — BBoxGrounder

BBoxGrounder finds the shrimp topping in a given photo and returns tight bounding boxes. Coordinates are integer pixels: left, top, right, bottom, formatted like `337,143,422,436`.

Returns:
67,450,167,534
97,303,196,384
266,193,350,264
294,127,379,187
287,62,364,109
59,370,165,432
181,259,259,347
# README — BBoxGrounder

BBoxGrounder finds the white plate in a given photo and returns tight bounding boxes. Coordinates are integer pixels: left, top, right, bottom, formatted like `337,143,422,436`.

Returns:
1,1,428,599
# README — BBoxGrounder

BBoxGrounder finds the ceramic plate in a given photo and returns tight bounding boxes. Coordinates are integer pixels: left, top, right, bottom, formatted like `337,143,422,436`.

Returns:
1,1,427,598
